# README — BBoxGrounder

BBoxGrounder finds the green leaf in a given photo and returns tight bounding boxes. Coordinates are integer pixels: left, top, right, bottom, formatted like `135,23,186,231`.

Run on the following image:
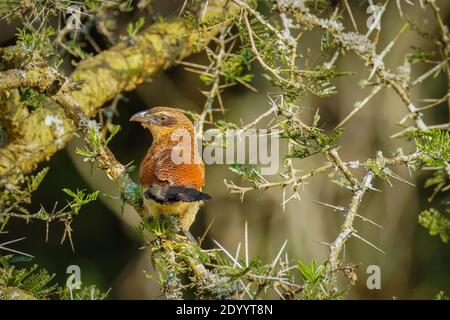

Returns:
104,125,121,146
127,17,145,38
27,167,49,192
62,189,99,214
418,208,450,243
414,130,450,168
229,163,264,183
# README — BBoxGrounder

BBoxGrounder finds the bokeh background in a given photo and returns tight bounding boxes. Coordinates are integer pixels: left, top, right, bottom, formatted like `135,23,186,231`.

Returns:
1,1,449,299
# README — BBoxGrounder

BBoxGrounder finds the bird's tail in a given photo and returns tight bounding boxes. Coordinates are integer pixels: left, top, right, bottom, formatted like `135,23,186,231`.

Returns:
144,185,211,204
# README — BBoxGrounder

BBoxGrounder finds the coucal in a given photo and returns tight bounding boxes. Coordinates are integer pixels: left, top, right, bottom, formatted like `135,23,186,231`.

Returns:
130,106,210,235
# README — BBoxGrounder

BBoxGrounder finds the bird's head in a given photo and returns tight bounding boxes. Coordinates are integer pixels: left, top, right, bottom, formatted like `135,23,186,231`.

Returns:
130,106,194,140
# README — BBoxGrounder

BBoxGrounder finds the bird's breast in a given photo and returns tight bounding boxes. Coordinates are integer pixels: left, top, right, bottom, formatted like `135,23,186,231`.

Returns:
139,134,205,190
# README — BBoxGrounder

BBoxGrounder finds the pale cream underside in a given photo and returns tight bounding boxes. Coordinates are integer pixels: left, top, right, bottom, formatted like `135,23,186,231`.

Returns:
143,199,202,231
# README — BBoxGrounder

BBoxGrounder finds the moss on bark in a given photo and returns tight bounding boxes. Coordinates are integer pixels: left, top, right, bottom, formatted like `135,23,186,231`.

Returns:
0,0,241,178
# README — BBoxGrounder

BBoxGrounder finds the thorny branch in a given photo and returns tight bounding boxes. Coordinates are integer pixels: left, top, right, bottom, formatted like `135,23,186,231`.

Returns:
0,0,243,177
226,0,449,292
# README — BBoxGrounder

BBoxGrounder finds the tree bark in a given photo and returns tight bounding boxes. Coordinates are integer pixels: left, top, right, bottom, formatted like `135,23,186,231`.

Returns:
0,0,242,178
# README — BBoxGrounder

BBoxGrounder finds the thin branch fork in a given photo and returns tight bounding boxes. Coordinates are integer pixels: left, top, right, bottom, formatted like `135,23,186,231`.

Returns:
274,3,430,131
326,151,424,277
276,104,359,188
328,172,375,272
52,90,127,180
225,163,333,195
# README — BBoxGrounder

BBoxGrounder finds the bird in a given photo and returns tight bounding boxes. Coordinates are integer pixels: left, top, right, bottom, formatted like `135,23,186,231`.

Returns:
130,106,210,238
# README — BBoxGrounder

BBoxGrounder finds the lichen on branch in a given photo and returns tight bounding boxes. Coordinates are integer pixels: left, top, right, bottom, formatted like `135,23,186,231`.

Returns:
0,0,243,178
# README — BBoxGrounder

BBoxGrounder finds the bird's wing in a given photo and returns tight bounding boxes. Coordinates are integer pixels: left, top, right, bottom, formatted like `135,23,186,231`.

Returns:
144,185,211,203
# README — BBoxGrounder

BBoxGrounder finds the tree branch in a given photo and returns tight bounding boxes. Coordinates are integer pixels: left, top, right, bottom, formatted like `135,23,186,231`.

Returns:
0,0,242,178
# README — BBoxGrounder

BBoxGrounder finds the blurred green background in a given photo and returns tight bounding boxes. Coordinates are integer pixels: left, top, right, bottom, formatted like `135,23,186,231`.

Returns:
1,1,449,299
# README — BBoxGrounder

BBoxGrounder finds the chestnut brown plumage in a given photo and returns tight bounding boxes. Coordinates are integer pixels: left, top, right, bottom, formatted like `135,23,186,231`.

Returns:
130,106,210,233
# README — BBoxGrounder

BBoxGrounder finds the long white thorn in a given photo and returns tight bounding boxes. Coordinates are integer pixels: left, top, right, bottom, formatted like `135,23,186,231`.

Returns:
213,239,243,269
234,242,241,269
271,240,288,270
245,221,249,268
352,232,386,254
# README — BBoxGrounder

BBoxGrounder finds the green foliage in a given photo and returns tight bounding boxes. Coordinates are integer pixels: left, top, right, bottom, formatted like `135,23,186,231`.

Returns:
214,120,239,131
365,158,390,182
26,167,50,193
0,167,49,224
304,0,338,12
16,26,57,63
58,285,109,300
297,259,325,283
62,189,99,215
321,31,334,51
137,216,327,299
424,170,449,202
411,131,449,243
76,122,121,159
220,52,254,85
229,163,264,183
1,0,143,62
0,255,108,300
76,122,101,158
0,255,56,299
87,122,103,153
414,130,450,168
0,166,99,250
296,259,332,299
408,46,436,64
283,126,344,159
235,10,351,102
414,131,449,211
435,290,449,300
408,20,435,41
127,17,145,38
418,208,450,243
182,11,201,30
18,88,47,111
137,217,170,241
104,124,121,147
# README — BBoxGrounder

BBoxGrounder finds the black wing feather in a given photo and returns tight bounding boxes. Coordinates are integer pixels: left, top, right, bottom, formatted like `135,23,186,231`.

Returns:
144,185,211,204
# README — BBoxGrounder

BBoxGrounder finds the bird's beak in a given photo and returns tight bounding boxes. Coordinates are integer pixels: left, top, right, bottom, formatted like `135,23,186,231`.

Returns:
130,111,155,124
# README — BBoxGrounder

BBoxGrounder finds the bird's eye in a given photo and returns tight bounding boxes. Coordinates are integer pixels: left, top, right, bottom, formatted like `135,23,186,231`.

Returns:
158,115,168,121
